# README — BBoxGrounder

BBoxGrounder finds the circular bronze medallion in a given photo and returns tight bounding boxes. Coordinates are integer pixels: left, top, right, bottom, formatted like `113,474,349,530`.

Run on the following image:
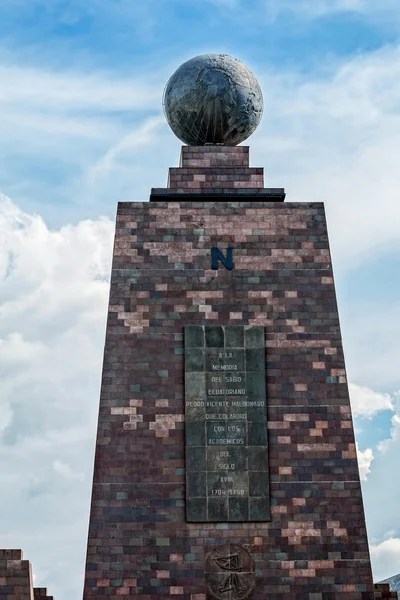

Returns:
205,543,255,600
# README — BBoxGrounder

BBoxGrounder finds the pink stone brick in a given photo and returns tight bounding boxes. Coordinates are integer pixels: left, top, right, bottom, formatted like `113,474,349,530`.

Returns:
248,290,273,298
253,537,263,546
294,383,308,392
187,290,224,299
312,362,325,369
155,429,169,438
124,578,137,586
327,521,340,529
174,305,187,312
342,443,357,459
170,586,184,594
309,560,334,569
170,554,183,562
278,436,291,444
334,528,348,538
331,368,345,376
286,520,314,529
286,319,298,326
271,505,288,514
284,414,309,422
343,584,357,591
289,569,316,577
129,399,143,407
278,467,292,475
292,326,305,333
297,443,336,452
97,579,110,587
293,498,306,506
310,428,323,437
116,587,130,595
157,570,170,578
155,399,169,408
324,346,338,354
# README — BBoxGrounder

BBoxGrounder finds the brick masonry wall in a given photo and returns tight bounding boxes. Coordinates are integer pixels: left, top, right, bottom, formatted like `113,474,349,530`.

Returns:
168,146,264,191
0,550,34,600
0,550,55,600
83,198,375,599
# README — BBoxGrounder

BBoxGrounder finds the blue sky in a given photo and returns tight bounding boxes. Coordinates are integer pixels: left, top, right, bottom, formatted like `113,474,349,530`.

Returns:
1,1,400,598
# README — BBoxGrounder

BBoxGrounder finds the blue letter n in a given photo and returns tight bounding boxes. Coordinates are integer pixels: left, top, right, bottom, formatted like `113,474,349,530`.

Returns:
211,247,233,270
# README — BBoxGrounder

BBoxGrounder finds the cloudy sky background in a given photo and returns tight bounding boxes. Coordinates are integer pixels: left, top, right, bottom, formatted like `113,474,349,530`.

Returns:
1,0,400,597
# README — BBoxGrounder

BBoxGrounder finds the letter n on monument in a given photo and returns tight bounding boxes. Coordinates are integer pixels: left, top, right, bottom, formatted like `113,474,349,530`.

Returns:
211,248,233,270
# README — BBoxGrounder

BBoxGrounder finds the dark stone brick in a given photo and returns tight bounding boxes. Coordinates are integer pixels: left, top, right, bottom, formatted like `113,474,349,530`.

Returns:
185,348,205,372
185,325,205,347
205,325,224,347
225,325,245,347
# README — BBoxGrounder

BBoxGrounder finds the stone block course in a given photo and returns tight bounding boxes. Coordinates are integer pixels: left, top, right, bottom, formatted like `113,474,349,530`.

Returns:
0,550,54,600
166,146,266,194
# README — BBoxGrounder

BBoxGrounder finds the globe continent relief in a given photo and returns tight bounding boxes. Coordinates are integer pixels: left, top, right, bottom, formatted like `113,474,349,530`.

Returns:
163,54,264,146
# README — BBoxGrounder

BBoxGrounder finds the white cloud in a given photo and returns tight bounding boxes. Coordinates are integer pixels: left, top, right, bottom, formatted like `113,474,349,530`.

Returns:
370,537,400,582
0,195,113,600
349,384,394,419
0,57,171,226
378,404,400,453
0,64,159,112
358,393,400,548
252,45,400,271
357,443,374,481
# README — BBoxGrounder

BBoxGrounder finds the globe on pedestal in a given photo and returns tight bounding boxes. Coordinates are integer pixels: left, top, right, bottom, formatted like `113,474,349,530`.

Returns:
163,53,263,146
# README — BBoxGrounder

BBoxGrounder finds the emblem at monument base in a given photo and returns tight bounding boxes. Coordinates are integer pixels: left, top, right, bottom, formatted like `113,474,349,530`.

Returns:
205,544,255,600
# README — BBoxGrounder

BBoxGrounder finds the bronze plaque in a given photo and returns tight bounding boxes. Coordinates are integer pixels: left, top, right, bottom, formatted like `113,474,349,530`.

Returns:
184,325,270,522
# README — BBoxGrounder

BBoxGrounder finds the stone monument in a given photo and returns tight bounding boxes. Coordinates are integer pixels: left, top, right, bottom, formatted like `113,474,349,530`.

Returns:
83,54,378,599
0,549,54,599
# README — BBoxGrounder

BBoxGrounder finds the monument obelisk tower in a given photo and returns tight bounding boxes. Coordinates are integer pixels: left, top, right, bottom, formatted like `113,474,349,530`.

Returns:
83,54,376,599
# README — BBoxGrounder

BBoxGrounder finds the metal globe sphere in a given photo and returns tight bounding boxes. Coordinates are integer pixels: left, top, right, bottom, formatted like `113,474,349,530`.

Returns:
163,53,263,146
